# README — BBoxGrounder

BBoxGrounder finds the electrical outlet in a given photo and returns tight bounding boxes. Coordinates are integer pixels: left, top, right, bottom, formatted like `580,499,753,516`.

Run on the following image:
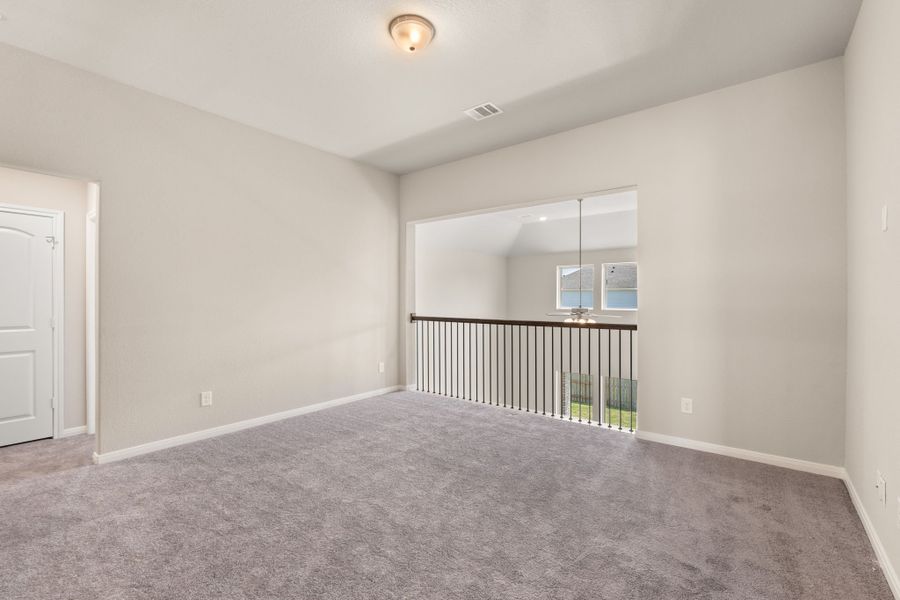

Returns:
200,391,213,407
680,397,693,414
378,361,385,374
883,205,889,232
876,471,887,506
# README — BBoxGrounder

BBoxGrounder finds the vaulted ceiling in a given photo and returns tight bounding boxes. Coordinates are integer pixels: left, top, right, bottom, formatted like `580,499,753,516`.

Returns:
0,0,861,173
416,191,637,257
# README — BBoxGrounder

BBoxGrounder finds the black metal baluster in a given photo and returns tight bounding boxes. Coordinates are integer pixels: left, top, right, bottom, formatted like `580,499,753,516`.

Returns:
437,322,442,395
525,326,530,412
430,321,435,393
454,322,458,398
629,329,634,432
470,323,474,400
559,327,563,419
587,328,592,425
415,321,420,391
488,324,493,405
550,327,555,417
568,327,573,421
598,327,603,425
554,327,566,419
509,325,522,410
542,327,547,415
443,322,447,396
458,322,462,398
618,330,623,431
526,327,537,413
450,322,455,398
481,324,486,403
606,329,612,429
493,324,498,406
502,325,507,408
577,326,582,423
519,325,531,411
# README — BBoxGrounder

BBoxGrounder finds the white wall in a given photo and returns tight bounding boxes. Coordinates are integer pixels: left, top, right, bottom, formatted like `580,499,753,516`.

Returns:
416,247,507,319
844,0,900,587
507,248,637,325
0,44,399,454
0,166,88,431
401,59,847,467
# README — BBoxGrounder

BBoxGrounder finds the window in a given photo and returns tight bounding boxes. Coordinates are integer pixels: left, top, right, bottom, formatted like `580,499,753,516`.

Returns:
556,264,594,309
602,262,638,310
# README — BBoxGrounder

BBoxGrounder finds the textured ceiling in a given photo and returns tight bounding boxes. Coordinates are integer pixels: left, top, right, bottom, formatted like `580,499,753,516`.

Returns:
0,0,861,173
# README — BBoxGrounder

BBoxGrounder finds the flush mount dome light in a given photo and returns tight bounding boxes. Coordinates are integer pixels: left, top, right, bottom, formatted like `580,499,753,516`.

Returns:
389,14,434,53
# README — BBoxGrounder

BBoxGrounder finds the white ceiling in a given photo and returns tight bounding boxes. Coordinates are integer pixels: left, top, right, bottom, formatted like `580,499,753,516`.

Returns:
416,191,637,257
0,1,861,174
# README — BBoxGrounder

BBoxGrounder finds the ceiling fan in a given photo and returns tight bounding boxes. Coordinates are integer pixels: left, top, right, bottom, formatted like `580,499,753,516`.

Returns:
546,198,619,324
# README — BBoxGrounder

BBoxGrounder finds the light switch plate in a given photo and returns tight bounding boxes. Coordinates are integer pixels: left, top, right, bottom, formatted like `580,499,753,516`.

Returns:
200,391,213,407
680,397,693,414
883,205,889,232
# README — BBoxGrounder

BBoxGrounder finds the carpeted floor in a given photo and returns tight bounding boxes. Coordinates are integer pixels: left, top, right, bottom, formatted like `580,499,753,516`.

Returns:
0,391,891,599
0,434,94,485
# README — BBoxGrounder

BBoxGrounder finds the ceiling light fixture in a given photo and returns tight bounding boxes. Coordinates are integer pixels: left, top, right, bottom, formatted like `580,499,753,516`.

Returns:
389,14,435,53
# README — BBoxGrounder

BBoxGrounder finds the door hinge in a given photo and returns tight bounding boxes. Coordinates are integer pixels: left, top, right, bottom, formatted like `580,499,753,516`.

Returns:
50,317,56,330
50,396,56,409
45,236,58,248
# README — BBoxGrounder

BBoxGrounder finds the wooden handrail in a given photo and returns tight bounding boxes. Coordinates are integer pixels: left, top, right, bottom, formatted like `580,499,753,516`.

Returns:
410,313,637,331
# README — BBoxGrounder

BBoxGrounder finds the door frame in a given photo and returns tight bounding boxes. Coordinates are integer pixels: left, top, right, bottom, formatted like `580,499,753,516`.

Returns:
0,202,65,439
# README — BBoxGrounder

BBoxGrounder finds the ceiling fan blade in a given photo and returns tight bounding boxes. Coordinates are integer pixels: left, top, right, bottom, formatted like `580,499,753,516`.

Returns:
546,312,572,317
588,313,621,318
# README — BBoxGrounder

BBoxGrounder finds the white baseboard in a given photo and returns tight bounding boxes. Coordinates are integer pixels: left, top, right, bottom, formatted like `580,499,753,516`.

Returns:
844,475,900,599
92,385,403,465
634,430,845,479
60,425,88,438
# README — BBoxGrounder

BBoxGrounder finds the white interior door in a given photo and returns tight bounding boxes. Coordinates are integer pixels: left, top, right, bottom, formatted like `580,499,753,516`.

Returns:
0,209,55,447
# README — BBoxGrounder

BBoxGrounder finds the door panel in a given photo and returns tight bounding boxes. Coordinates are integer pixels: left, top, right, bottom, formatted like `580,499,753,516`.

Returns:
0,227,35,329
0,210,54,447
0,352,35,422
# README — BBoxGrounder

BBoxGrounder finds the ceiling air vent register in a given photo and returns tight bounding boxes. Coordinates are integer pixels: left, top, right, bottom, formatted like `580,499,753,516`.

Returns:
464,102,503,121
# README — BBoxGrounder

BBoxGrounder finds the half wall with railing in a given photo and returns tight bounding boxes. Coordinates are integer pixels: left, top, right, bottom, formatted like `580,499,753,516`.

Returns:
410,315,638,431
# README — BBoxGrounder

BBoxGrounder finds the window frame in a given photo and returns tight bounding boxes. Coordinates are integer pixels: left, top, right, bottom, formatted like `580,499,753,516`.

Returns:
555,264,595,310
600,261,638,311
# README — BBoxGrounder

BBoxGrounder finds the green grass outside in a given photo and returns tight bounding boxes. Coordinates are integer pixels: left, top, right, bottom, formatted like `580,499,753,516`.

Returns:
569,401,637,430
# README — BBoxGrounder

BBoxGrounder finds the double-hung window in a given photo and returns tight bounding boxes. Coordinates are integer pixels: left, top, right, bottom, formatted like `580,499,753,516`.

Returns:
556,265,594,309
601,262,638,310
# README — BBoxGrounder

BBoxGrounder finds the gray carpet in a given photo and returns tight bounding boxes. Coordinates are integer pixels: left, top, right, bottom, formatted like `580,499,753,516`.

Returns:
0,434,94,485
0,391,891,599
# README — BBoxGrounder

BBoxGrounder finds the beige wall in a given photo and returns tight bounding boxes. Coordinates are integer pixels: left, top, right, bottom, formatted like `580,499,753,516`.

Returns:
507,248,638,325
401,59,847,466
844,0,900,583
0,44,400,454
0,165,89,430
415,247,507,319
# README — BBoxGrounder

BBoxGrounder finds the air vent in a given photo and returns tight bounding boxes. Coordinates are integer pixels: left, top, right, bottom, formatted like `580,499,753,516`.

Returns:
464,102,503,121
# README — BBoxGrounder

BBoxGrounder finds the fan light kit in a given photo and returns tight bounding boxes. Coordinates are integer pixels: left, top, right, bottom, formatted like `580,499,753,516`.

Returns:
389,14,435,53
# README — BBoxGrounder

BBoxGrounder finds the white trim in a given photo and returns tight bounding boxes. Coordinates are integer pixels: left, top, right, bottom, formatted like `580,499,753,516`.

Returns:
61,425,88,437
634,430,845,479
600,261,638,311
85,187,99,436
844,475,900,598
0,203,65,440
556,263,595,310
92,386,404,464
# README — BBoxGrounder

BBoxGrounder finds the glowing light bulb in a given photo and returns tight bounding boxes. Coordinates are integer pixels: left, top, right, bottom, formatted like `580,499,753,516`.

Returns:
389,15,435,53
